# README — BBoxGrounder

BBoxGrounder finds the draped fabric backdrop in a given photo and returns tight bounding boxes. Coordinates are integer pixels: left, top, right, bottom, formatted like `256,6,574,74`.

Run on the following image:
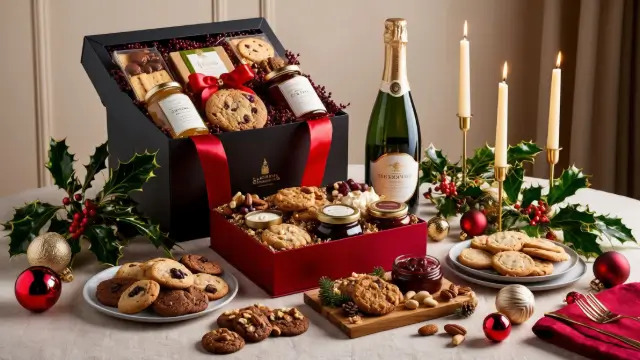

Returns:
533,0,640,199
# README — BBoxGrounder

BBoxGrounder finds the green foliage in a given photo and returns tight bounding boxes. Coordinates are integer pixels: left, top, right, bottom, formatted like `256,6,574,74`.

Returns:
6,201,61,256
318,277,351,307
521,185,543,208
82,141,109,192
100,151,159,200
595,214,635,245
45,138,81,195
84,225,123,266
466,145,494,179
370,266,386,279
507,141,543,164
503,166,524,204
547,165,590,205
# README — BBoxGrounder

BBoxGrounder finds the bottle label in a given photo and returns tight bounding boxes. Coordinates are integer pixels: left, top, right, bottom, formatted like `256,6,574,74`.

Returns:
380,80,410,97
158,94,205,135
278,76,327,118
369,153,419,202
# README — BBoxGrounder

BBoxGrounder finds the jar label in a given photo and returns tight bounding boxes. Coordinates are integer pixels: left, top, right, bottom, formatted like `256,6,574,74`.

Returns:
323,205,355,217
278,76,327,118
158,93,205,135
374,201,403,211
185,51,229,77
369,153,419,202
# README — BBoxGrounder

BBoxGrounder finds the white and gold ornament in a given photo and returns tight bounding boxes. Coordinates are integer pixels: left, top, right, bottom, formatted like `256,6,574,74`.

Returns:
495,284,535,324
26,232,74,282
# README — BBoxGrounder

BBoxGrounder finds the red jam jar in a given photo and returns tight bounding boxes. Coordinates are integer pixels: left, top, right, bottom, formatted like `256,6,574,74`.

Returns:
264,65,328,120
367,200,410,230
392,254,443,294
315,204,363,241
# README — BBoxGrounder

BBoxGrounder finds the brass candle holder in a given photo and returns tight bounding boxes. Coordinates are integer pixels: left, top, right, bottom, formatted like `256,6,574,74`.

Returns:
458,115,472,185
546,147,561,188
494,165,509,232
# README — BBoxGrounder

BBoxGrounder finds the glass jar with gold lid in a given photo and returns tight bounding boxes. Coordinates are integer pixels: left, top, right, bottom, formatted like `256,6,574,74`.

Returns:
367,200,410,230
264,65,328,120
315,204,363,240
144,81,209,138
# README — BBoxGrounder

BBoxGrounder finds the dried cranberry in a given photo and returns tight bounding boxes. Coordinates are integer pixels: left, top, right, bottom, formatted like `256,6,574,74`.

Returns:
239,207,249,215
205,284,218,293
128,285,145,297
170,268,186,279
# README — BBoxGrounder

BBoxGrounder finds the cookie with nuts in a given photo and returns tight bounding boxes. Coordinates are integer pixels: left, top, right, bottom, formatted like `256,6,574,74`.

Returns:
352,276,402,316
180,254,223,275
205,89,268,132
201,328,245,355
232,309,273,343
192,273,229,301
273,187,316,211
217,309,241,328
262,223,312,250
267,307,309,336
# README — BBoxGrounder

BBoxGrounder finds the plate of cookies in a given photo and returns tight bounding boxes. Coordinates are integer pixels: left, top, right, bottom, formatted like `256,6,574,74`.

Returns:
82,254,238,323
448,231,579,283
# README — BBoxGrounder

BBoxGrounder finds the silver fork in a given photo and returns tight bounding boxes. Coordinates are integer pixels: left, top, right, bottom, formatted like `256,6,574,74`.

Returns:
575,293,640,324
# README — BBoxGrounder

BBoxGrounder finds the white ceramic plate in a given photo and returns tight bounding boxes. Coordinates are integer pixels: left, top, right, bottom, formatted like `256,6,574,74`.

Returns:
82,266,238,323
444,257,587,291
448,239,579,283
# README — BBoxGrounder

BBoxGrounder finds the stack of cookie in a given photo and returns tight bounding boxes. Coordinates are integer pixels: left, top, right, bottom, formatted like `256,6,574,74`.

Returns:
201,304,309,355
458,231,569,277
95,254,230,316
333,273,403,316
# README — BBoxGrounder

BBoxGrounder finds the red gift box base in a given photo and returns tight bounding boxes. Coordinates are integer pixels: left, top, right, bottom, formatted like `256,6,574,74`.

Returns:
210,211,428,297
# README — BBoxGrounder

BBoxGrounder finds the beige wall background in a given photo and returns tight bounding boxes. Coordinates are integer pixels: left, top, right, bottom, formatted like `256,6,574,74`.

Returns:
0,0,545,196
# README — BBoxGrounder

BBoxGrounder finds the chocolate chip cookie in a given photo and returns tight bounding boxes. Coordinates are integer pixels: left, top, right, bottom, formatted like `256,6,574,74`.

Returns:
232,309,273,343
193,273,229,301
205,89,267,132
142,257,172,279
273,187,315,211
262,223,312,250
201,328,245,355
148,259,194,289
180,254,223,275
237,37,275,63
115,262,145,280
268,308,309,336
352,276,402,316
96,277,137,307
117,280,161,314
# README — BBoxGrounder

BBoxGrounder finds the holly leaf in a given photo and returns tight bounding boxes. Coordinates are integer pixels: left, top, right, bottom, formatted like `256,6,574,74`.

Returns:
501,209,522,230
521,185,543,208
423,145,449,175
507,141,543,165
595,214,637,245
549,204,596,229
562,225,602,258
503,166,524,203
45,138,81,195
547,165,590,206
5,201,61,256
101,151,159,199
437,197,458,218
82,141,109,192
84,225,123,266
521,225,544,238
466,144,494,179
459,185,483,198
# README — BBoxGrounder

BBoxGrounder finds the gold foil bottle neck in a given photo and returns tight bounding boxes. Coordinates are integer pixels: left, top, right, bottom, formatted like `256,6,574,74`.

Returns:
384,18,408,43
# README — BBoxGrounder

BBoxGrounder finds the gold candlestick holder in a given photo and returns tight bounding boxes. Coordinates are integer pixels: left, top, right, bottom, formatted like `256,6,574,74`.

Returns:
494,165,509,232
546,147,562,188
458,115,472,185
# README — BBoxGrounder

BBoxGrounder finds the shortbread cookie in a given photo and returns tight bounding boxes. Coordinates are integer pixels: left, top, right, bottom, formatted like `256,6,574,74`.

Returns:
522,248,570,262
268,308,309,336
352,276,402,316
273,187,316,211
180,254,223,275
237,37,275,63
486,231,528,253
470,235,492,251
232,309,273,343
117,280,160,314
148,259,194,289
529,259,554,276
523,238,565,253
262,223,312,250
96,277,137,307
492,251,535,277
205,89,268,132
115,262,145,280
201,328,245,355
458,248,494,270
142,258,172,279
193,273,229,301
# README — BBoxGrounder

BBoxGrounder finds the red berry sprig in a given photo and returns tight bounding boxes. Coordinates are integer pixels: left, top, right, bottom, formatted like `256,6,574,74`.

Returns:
433,173,458,198
67,199,99,239
514,201,549,226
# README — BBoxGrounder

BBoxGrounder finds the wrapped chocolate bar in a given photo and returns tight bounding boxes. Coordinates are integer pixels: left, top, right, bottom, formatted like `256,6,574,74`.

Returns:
226,34,277,64
113,47,174,101
169,47,234,85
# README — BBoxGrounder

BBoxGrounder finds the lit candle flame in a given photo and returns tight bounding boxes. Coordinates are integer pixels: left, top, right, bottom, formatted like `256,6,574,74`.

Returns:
463,21,468,38
502,62,508,82
556,51,562,68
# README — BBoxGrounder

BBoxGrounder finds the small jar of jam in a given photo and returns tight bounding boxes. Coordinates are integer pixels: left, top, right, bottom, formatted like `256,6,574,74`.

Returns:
315,204,363,240
392,254,443,294
367,200,410,230
264,65,328,120
145,81,209,139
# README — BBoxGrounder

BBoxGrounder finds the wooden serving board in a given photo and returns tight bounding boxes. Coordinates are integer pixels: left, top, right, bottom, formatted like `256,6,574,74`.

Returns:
304,277,472,339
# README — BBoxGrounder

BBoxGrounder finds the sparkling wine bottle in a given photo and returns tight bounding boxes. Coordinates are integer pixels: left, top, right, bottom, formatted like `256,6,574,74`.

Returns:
365,18,421,213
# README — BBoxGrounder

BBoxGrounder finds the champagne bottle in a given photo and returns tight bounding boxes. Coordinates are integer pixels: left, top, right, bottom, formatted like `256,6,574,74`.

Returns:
365,18,421,213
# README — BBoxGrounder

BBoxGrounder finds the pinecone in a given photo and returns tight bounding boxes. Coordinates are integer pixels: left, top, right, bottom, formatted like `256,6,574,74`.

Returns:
342,301,359,317
454,301,476,318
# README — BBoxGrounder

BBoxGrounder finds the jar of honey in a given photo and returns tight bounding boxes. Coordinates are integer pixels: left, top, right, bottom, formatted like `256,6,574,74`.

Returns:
144,81,209,138
264,65,328,120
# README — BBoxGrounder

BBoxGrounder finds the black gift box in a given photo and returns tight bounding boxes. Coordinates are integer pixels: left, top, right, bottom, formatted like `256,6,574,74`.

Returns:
81,18,349,241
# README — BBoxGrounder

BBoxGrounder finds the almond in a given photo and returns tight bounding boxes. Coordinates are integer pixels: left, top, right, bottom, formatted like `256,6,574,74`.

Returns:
444,324,467,336
452,334,465,346
405,299,419,310
418,324,438,336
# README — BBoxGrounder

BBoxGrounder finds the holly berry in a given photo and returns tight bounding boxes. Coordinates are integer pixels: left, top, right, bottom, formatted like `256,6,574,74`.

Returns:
69,226,76,233
73,213,82,221
564,291,584,304
89,209,97,217
85,199,92,208
546,231,556,240
74,194,82,201
62,197,71,206
514,203,520,209
81,218,88,227
83,208,89,215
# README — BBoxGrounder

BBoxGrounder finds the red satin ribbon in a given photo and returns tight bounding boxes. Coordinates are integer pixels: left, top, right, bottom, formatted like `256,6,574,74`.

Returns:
191,135,232,209
300,117,333,187
188,64,255,105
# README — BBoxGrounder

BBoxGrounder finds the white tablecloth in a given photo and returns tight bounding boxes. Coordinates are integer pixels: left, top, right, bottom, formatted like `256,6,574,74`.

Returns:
1,165,639,360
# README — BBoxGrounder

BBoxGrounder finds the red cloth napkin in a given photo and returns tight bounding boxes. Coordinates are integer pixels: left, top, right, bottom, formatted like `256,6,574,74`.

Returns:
532,282,640,360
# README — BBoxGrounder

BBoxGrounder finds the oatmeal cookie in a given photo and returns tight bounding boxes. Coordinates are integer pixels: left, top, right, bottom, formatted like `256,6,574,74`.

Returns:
268,307,309,336
492,251,535,277
458,248,494,270
352,276,402,316
117,280,160,314
205,89,267,132
201,328,245,355
486,231,528,253
273,187,316,211
96,277,137,307
193,273,229,301
262,223,311,250
521,248,570,262
180,254,223,275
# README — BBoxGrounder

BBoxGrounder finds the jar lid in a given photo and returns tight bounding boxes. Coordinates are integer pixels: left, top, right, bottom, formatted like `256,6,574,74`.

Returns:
367,200,408,219
245,210,283,230
144,81,182,102
317,204,360,225
264,65,302,82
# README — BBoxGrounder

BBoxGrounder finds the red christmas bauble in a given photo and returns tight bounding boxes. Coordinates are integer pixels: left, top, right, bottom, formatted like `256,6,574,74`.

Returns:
483,312,511,342
460,209,488,237
564,291,584,304
15,266,62,313
593,251,630,288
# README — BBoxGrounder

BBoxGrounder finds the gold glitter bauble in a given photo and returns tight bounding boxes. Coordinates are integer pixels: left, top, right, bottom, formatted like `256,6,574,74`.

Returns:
427,216,449,241
27,232,72,274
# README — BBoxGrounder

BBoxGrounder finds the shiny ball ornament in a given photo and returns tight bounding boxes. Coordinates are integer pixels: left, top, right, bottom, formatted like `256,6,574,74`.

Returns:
593,251,630,288
27,232,72,274
483,312,512,342
460,209,488,237
564,291,584,304
15,266,62,312
495,284,535,324
427,216,450,241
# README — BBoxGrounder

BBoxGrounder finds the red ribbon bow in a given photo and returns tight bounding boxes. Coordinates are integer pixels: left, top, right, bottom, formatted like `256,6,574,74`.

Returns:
188,64,255,104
